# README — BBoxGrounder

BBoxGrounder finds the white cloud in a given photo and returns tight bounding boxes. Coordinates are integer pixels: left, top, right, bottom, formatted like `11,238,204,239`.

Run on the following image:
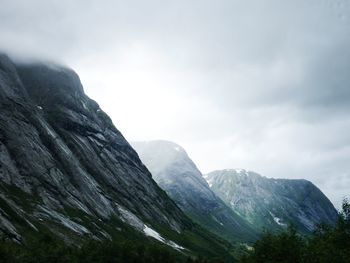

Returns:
1,0,349,208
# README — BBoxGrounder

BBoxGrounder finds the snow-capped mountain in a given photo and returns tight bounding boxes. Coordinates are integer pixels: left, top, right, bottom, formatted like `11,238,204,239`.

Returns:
132,141,257,243
205,169,338,234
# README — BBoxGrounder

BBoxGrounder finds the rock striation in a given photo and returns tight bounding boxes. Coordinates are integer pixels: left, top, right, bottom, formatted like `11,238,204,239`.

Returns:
205,169,338,234
132,140,257,243
0,54,190,244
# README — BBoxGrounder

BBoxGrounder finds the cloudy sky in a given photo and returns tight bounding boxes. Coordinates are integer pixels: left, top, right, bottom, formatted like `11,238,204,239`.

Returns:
1,0,349,208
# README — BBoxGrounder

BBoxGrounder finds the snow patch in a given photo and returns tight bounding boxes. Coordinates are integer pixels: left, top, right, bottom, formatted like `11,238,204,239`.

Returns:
168,240,185,250
233,168,249,176
116,205,185,251
143,225,165,242
203,174,213,187
116,205,144,231
269,212,287,226
143,225,185,251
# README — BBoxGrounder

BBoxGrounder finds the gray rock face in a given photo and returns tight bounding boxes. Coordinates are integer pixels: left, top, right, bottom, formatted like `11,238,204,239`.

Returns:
0,54,189,242
132,141,257,243
205,169,338,234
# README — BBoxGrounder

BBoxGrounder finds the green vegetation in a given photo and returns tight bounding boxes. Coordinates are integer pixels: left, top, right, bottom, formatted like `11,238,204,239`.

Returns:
2,200,347,263
1,179,346,263
0,186,235,262
240,200,350,263
0,232,231,263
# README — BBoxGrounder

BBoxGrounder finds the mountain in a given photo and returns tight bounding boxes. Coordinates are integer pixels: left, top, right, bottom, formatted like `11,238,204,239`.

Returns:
205,169,338,234
132,140,257,244
0,53,234,259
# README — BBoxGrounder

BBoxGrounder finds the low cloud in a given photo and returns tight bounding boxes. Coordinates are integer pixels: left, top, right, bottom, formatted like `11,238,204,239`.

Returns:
1,0,349,208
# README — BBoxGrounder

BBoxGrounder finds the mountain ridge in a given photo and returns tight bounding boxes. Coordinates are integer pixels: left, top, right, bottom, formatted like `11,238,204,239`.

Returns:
0,53,185,239
132,140,258,244
205,169,338,234
0,53,235,260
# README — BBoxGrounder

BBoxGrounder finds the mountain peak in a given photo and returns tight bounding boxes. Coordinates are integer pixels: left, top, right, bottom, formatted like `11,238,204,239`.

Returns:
0,54,191,243
206,169,338,234
133,140,186,153
133,140,258,243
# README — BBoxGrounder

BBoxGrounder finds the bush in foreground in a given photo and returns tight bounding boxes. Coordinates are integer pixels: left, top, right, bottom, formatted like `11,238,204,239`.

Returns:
240,200,350,263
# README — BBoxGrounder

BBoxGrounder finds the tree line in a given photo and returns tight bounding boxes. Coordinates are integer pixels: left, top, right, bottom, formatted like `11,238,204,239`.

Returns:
240,200,350,263
0,200,348,263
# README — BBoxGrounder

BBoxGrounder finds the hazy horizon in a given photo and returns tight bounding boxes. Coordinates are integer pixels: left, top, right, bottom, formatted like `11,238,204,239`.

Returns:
1,0,349,208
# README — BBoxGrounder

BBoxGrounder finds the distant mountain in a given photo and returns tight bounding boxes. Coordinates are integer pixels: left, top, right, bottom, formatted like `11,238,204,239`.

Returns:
132,141,257,243
205,169,338,234
0,53,234,259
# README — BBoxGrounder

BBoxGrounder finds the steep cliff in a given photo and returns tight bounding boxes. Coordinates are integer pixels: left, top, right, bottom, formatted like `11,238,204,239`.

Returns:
0,54,233,259
132,140,257,243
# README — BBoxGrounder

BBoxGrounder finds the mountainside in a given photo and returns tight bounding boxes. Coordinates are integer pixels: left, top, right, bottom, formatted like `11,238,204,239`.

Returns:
0,53,234,259
132,141,257,243
205,169,338,234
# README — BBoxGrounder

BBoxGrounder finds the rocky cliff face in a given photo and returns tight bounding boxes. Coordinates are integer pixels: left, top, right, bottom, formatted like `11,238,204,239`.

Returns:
0,54,193,246
132,141,257,243
205,169,338,234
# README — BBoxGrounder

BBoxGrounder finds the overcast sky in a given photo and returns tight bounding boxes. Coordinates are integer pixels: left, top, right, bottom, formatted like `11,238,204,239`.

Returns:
1,0,349,208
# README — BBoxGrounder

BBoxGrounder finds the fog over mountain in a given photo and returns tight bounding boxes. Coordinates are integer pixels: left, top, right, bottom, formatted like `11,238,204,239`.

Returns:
0,54,188,245
1,0,349,207
133,140,337,237
1,54,242,259
132,140,258,243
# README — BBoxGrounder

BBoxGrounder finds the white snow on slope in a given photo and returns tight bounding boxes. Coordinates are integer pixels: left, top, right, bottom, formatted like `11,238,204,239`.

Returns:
143,225,185,251
117,204,144,231
168,240,186,250
202,174,213,187
117,204,185,251
143,225,165,242
269,212,287,226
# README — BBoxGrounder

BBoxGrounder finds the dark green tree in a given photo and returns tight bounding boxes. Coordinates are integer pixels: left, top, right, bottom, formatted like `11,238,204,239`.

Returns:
241,200,350,263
